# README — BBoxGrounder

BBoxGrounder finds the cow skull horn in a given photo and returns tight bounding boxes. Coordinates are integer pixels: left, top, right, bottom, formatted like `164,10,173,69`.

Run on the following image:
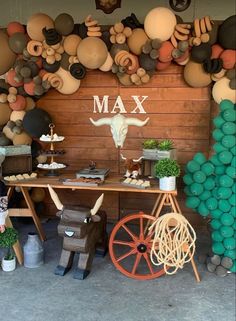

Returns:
133,156,144,162
89,117,112,126
47,184,63,210
120,153,127,160
90,193,104,216
125,117,150,126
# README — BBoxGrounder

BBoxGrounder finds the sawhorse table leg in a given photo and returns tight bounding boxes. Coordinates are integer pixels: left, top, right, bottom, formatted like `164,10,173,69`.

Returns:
6,186,46,265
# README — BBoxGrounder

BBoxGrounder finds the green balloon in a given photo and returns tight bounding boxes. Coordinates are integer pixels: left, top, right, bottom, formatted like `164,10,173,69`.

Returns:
193,152,207,165
229,194,236,206
231,147,236,156
184,186,192,196
213,142,227,153
199,190,211,201
212,230,224,242
219,175,234,187
232,183,236,194
210,155,222,166
186,160,200,173
211,219,222,230
217,187,232,199
211,209,222,219
222,122,236,135
220,225,234,238
197,202,209,217
223,237,236,250
201,162,215,175
186,196,200,209
190,182,204,196
232,221,236,230
221,135,236,149
213,116,225,128
183,173,193,185
215,165,226,175
219,199,231,212
212,242,225,255
203,177,215,190
218,151,233,164
222,109,236,122
229,260,236,273
193,171,206,183
212,129,224,141
226,166,236,179
229,206,236,218
206,197,218,210
231,156,236,166
219,99,234,111
224,249,236,260
220,213,234,226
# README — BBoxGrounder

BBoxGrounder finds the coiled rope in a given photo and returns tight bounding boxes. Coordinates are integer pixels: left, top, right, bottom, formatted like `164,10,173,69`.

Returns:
149,213,196,275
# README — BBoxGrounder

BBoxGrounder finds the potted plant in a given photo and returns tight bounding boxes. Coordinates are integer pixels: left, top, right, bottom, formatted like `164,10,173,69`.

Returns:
142,139,159,160
0,227,18,272
157,139,176,160
155,158,181,191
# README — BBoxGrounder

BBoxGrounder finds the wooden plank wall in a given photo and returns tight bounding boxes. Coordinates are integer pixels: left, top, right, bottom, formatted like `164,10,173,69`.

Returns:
37,64,211,226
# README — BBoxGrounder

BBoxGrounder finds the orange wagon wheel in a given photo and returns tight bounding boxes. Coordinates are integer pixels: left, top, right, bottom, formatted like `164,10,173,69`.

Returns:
109,212,166,280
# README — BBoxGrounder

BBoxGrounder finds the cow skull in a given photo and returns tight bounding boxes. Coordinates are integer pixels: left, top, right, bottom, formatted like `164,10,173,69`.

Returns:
90,113,149,148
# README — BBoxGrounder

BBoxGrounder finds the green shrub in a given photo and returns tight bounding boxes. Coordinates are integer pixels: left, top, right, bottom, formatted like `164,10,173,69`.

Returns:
142,139,159,149
155,159,181,178
158,139,174,151
0,227,18,260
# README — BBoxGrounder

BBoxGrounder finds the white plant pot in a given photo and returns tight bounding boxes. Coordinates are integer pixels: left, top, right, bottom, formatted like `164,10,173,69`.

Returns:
159,176,176,191
1,257,16,272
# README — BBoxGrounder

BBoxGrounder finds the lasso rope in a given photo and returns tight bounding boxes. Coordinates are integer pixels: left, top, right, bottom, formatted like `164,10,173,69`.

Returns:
149,213,196,275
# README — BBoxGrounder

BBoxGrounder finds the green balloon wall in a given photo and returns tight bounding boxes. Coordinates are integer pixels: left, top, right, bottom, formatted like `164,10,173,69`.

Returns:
184,99,236,273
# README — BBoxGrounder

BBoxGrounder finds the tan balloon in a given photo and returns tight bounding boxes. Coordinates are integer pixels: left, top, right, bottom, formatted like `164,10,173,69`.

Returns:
127,28,148,55
184,61,212,87
144,7,176,41
13,131,32,145
212,77,236,104
0,30,16,75
25,97,36,111
10,110,26,121
63,34,81,56
77,37,108,69
27,13,54,41
30,187,46,202
3,125,14,141
55,67,81,94
0,102,11,125
36,155,47,164
99,52,114,72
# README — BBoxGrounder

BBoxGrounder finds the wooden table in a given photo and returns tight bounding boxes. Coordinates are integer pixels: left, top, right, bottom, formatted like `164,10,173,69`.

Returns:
6,175,182,265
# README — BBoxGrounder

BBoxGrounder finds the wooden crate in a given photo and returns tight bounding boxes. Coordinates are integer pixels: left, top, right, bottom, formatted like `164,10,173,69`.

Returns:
0,154,32,176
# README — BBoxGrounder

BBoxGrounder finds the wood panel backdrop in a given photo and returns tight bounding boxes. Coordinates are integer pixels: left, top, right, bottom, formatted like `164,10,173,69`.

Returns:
38,64,212,226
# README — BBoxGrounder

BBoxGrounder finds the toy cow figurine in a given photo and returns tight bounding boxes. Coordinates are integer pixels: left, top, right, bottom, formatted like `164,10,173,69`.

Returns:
48,185,107,280
121,154,144,179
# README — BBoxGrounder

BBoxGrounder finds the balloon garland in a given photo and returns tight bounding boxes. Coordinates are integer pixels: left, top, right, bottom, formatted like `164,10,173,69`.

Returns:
184,99,236,274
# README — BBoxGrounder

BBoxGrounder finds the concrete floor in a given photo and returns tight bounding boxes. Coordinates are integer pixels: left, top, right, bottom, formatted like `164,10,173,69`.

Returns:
0,218,235,321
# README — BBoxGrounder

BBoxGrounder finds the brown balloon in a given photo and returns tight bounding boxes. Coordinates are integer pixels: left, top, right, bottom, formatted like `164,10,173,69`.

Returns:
55,13,74,36
0,30,16,75
9,32,28,54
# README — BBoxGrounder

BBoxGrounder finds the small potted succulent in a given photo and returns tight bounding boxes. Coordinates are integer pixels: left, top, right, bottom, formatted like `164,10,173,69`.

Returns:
142,139,159,160
155,158,181,191
0,227,18,272
157,139,176,160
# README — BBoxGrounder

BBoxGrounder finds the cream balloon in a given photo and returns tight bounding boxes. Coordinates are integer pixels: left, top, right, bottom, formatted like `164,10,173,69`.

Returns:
144,7,176,41
212,77,236,104
99,53,114,72
55,67,81,94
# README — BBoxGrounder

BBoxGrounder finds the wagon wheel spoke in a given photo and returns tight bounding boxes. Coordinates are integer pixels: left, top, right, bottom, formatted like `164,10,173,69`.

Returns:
113,240,135,248
131,252,142,275
145,228,155,243
143,252,154,275
122,224,138,241
139,216,144,240
117,248,136,262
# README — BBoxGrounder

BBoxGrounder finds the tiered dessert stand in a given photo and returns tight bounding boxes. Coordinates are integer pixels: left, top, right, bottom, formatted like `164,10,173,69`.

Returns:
38,123,66,176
